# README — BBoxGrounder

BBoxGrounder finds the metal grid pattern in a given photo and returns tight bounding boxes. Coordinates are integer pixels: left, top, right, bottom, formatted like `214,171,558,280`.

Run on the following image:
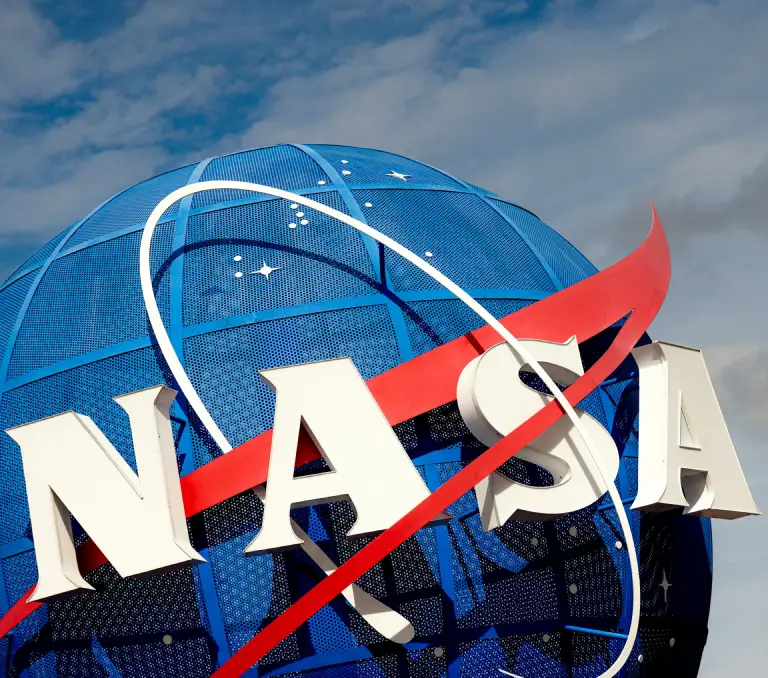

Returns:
65,165,195,249
489,200,599,289
351,189,558,294
182,192,379,328
2,226,72,285
6,224,173,380
182,304,401,450
307,145,466,190
191,146,328,209
0,276,36,351
0,144,712,677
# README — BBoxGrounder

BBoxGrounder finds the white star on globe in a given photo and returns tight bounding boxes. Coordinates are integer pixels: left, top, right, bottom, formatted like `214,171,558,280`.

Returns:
660,569,672,603
386,170,411,182
250,262,282,280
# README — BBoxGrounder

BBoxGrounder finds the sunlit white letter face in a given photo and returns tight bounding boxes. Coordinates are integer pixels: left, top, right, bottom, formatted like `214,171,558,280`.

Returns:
245,357,444,555
5,386,204,603
631,341,760,518
457,337,619,530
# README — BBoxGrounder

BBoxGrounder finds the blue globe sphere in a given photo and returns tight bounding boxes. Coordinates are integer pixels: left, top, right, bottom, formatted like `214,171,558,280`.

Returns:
0,145,711,677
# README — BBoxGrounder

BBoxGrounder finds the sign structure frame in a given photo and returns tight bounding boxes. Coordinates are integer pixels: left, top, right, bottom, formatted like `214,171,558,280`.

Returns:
0,177,760,678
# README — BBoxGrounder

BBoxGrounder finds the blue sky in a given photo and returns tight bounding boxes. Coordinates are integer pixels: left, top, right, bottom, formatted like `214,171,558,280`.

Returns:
1,0,767,674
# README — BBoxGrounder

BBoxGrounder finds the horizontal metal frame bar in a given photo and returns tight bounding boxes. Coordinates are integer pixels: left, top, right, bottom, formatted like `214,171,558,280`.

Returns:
1,290,543,392
2,183,518,292
0,539,33,560
564,624,629,640
598,496,637,512
260,618,633,676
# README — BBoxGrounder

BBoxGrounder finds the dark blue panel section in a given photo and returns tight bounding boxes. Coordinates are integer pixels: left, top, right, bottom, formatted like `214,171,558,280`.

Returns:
351,189,558,293
192,146,329,209
66,165,195,249
7,225,172,380
460,634,570,677
182,192,380,328
310,145,465,189
48,566,211,678
3,551,54,670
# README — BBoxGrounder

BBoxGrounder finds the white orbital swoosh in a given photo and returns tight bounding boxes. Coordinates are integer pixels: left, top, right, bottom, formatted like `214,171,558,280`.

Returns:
139,180,640,676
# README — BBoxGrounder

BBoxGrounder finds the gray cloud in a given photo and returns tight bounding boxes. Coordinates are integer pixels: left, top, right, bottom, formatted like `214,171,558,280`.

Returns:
0,0,84,105
707,343,768,437
0,0,493,264
223,0,768,258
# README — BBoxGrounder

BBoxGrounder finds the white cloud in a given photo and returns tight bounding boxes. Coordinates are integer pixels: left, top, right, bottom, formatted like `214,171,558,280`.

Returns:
220,1,768,260
0,0,84,105
0,147,169,241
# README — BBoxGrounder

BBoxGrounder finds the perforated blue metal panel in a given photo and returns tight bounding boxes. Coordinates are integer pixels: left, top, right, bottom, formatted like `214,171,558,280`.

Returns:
2,226,73,285
182,192,379,328
192,146,330,209
0,144,711,678
352,189,558,294
183,304,401,452
64,165,195,250
308,145,465,189
0,275,37,350
490,200,599,288
6,224,173,380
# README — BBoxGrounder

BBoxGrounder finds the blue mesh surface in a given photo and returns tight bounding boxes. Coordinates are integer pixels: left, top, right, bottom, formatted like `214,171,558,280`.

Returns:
64,165,195,249
183,192,379,328
0,144,711,677
352,189,558,293
308,145,465,189
3,225,73,284
0,275,36,352
192,146,329,209
6,224,173,380
461,181,499,199
183,304,400,450
490,200,599,288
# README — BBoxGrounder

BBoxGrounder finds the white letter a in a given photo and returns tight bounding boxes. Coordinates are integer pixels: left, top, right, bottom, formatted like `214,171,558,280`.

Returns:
245,358,446,555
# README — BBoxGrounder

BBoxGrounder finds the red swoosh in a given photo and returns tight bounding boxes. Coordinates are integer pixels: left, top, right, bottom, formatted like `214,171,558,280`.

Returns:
0,206,671,672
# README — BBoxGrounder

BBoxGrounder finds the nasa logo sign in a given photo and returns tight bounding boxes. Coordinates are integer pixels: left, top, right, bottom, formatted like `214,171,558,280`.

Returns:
0,146,759,678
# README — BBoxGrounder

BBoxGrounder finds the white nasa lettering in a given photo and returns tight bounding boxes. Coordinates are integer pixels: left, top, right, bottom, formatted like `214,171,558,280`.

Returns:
457,337,620,529
6,343,759,594
631,341,760,518
5,386,204,603
244,357,447,555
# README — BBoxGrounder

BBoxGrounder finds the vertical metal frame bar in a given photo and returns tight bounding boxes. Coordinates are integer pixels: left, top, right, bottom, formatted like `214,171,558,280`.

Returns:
168,157,234,670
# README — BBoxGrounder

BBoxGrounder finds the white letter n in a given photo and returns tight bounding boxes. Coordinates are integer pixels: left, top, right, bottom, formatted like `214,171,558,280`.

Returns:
5,386,204,603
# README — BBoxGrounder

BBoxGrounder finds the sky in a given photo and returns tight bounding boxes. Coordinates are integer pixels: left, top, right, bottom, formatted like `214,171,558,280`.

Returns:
0,0,766,674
